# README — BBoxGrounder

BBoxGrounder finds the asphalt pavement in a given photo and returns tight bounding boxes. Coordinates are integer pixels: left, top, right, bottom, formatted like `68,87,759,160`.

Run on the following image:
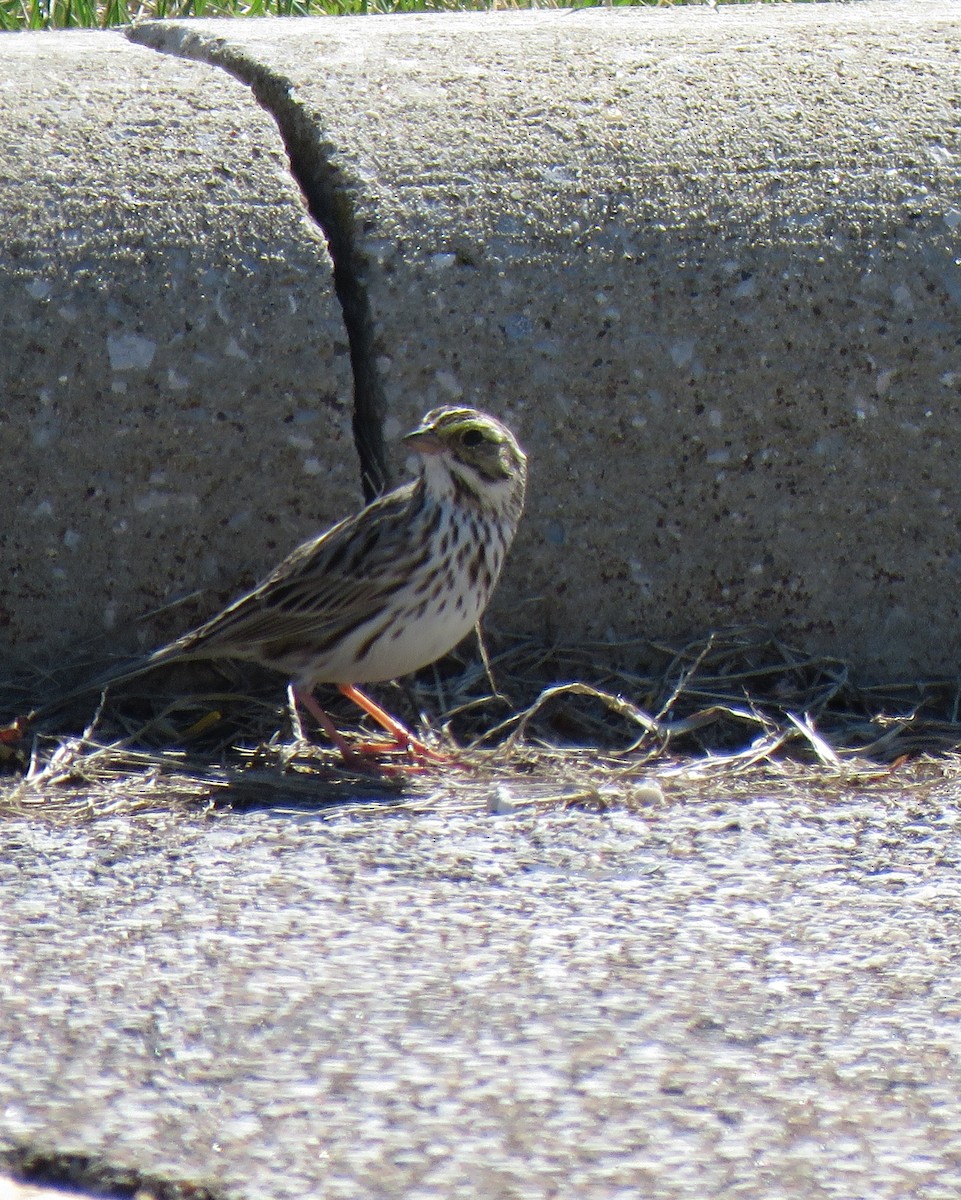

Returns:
3,768,961,1198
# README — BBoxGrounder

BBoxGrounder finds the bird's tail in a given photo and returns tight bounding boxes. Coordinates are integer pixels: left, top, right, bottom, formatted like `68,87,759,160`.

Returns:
15,644,184,727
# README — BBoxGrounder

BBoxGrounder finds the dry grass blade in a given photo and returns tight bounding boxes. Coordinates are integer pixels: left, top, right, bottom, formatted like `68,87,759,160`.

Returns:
785,711,844,768
480,681,664,751
2,623,961,818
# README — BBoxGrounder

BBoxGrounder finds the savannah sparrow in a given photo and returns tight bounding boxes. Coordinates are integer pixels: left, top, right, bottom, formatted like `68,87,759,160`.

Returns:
42,406,527,765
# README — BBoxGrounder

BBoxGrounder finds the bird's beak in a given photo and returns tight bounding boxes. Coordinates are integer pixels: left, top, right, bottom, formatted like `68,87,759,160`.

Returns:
402,427,444,456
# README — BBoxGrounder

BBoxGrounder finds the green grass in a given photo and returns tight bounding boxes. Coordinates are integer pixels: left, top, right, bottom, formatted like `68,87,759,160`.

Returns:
0,0,800,32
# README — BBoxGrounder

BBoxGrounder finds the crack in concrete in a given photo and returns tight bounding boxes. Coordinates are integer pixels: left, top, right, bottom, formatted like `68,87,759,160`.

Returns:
126,23,389,503
2,1140,227,1199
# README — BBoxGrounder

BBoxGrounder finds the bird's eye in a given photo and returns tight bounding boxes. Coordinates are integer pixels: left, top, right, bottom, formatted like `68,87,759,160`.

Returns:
461,428,486,447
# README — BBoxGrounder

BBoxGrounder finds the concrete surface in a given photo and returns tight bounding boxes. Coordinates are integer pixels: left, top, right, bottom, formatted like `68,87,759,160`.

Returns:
129,2,961,681
0,1181,113,1200
0,32,352,673
3,4,961,687
0,1183,91,1200
4,777,961,1199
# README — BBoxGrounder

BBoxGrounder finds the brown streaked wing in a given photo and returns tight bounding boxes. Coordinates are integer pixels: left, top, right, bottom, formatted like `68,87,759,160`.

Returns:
158,481,427,662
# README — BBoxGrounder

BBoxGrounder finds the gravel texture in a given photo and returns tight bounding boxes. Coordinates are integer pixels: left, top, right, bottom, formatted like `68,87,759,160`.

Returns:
3,769,961,1198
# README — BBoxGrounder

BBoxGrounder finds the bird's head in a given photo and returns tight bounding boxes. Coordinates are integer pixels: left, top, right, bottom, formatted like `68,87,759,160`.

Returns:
403,407,527,517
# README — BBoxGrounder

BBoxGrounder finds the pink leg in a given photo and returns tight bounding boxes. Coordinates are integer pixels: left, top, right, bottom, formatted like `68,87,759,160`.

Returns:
290,685,366,766
290,683,450,772
338,683,452,764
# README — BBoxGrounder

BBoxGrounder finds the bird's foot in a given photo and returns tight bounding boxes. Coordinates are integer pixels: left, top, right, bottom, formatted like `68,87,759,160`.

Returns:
290,684,461,773
0,717,27,745
349,734,458,766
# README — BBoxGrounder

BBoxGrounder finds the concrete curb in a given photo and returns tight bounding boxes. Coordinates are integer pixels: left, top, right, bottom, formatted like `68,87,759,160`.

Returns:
3,2,961,683
0,31,353,674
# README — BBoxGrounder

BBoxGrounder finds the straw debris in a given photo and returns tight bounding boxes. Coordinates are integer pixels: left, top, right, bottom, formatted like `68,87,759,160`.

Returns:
2,624,960,819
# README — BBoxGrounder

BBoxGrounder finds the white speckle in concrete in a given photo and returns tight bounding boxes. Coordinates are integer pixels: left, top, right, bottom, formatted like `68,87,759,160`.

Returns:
542,164,576,186
875,369,894,396
628,559,651,588
134,492,169,514
734,275,756,298
892,283,914,311
167,367,190,390
303,457,323,476
533,336,561,358
487,785,520,815
708,409,723,428
286,433,314,451
366,238,396,267
429,252,458,270
107,332,156,371
941,373,958,387
434,370,463,400
25,278,51,301
111,380,127,394
503,313,534,341
669,338,695,368
224,337,249,360
30,420,58,449
62,530,80,550
33,500,54,519
928,144,955,167
133,491,198,514
631,778,665,805
944,208,961,230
